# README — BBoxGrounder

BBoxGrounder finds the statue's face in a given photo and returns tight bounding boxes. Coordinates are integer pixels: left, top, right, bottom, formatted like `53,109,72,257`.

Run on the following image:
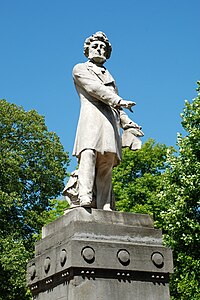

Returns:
88,40,107,64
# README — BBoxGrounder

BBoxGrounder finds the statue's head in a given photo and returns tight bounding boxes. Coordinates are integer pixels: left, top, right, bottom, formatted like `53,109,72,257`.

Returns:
84,31,112,64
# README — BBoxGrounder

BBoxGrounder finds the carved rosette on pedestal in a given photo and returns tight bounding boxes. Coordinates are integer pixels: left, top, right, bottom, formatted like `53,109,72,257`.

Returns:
27,208,173,300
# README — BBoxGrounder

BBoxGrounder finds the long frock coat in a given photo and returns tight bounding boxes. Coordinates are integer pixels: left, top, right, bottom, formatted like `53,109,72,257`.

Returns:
72,60,132,166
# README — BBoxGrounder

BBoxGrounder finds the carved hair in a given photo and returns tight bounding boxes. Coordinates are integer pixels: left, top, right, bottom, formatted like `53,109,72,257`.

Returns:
84,31,112,59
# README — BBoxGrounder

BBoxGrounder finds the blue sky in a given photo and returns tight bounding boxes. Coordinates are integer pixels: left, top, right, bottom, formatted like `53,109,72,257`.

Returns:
1,0,199,173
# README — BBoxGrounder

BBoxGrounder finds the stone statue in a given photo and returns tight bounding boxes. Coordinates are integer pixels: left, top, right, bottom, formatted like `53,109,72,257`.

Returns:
63,31,143,210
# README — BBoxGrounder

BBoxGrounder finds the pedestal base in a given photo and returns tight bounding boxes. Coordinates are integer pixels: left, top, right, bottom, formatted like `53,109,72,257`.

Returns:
27,208,173,300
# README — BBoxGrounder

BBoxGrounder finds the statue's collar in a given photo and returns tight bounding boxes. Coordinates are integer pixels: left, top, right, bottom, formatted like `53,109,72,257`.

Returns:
86,60,115,85
86,61,106,74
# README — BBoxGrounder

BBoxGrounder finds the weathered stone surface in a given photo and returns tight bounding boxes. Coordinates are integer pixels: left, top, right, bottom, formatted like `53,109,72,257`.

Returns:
27,208,173,299
42,207,154,238
31,277,170,300
66,31,144,210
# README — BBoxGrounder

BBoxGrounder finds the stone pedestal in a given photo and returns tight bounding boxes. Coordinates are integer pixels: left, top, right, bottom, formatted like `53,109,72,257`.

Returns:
27,208,173,300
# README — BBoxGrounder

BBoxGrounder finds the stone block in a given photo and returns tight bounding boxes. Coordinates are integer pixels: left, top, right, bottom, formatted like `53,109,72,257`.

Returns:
27,208,173,299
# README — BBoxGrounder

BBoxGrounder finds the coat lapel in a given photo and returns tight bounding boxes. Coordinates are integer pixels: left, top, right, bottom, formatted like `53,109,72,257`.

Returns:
86,61,115,85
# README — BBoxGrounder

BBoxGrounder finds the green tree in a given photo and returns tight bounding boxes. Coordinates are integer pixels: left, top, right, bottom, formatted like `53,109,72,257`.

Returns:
159,82,200,299
0,100,69,300
112,139,170,220
112,82,200,299
41,198,69,226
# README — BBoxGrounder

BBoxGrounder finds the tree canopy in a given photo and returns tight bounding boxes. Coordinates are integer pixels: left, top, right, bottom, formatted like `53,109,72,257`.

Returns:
0,99,69,299
112,139,170,220
112,82,200,299
159,82,200,299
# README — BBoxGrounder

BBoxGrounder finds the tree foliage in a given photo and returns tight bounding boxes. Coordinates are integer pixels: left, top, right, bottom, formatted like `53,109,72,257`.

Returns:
0,100,69,299
112,139,170,220
159,82,200,299
112,82,200,299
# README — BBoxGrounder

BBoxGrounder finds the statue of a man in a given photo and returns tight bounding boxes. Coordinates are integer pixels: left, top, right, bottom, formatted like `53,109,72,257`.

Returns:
65,31,143,210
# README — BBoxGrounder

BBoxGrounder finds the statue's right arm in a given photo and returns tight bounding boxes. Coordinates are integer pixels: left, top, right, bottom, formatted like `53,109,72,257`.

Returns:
73,63,122,108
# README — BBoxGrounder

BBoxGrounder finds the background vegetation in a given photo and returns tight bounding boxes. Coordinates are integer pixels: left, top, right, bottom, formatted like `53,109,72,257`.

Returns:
0,100,69,299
